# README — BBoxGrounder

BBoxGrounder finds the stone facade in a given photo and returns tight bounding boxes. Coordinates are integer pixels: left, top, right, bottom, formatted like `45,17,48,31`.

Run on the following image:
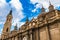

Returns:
0,3,60,40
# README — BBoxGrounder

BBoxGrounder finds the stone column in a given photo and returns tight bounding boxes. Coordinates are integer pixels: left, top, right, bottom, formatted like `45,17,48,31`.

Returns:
27,34,30,40
27,31,31,40
12,37,15,40
20,34,22,40
29,30,33,40
35,29,39,40
46,26,50,40
10,37,12,40
56,21,60,40
18,36,22,40
32,29,36,40
46,26,51,40
15,36,18,40
38,28,40,40
9,38,12,40
30,34,32,40
31,30,34,40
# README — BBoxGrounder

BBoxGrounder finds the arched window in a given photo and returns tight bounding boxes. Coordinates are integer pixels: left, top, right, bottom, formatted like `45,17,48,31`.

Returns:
6,28,8,32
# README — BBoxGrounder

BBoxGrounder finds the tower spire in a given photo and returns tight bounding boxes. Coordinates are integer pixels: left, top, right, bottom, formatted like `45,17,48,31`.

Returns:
48,0,54,11
49,0,51,6
32,17,35,21
26,16,29,22
9,8,12,15
9,10,12,15
9,3,12,15
7,9,12,17
41,5,45,12
2,8,13,39
25,16,29,24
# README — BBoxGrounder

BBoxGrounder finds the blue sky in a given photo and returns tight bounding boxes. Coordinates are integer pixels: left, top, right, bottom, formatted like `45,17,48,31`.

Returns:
0,0,60,35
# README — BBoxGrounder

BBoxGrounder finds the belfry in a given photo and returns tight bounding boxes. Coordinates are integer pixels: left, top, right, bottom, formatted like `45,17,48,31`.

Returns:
1,10,13,39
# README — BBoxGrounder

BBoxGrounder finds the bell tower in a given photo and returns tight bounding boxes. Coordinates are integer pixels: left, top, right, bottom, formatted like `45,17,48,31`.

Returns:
2,10,13,38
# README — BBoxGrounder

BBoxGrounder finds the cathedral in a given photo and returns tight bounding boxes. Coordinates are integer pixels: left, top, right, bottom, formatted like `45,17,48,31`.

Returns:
0,1,60,40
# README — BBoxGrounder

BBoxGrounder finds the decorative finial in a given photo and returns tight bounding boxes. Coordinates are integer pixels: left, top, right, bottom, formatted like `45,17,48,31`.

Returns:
48,0,54,11
41,5,45,12
9,3,12,15
7,9,12,17
9,10,12,15
32,17,35,21
49,0,52,5
14,24,18,30
26,16,29,22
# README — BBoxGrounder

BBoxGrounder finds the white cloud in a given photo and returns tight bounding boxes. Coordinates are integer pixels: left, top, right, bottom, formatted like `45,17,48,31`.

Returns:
11,10,24,27
17,22,25,28
0,22,4,24
0,0,6,7
30,0,49,13
0,0,10,26
0,34,1,39
9,0,25,28
12,18,19,26
0,28,3,37
0,0,7,35
0,29,2,38
12,18,25,28
50,0,60,7
32,4,42,12
0,0,25,32
30,0,39,4
30,0,60,12
30,0,60,8
12,10,24,28
1,29,2,33
10,0,23,10
32,8,36,12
